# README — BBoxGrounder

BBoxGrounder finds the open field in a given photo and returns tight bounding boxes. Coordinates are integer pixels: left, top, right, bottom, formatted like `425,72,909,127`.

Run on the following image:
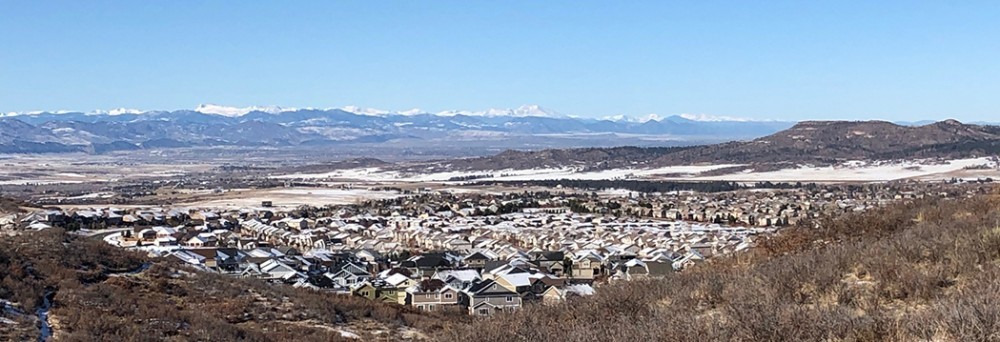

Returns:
175,187,405,209
0,153,215,185
685,157,1000,182
273,157,1000,183
2,154,998,210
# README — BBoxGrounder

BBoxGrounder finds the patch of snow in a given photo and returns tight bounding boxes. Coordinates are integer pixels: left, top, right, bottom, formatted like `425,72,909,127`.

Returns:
194,104,294,117
0,179,87,185
602,114,660,122
565,284,596,296
64,192,115,200
87,108,145,115
274,164,741,182
688,158,997,182
340,106,427,116
437,104,563,118
338,330,360,339
678,113,757,122
1,110,74,117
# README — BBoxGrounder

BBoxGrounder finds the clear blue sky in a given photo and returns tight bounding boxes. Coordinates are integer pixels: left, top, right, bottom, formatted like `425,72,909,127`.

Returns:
2,1,999,121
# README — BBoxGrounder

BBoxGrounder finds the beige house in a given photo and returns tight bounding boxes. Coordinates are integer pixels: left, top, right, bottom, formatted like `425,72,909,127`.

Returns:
405,279,460,311
570,252,603,279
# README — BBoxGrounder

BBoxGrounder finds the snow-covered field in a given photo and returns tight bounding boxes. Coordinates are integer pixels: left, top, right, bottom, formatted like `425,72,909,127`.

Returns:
179,188,404,209
272,158,1000,183
685,157,999,182
0,179,90,185
274,164,743,182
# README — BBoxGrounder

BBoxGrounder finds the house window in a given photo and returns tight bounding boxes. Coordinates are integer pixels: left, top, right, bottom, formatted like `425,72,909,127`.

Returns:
478,308,489,315
506,296,513,303
445,293,453,299
428,304,435,311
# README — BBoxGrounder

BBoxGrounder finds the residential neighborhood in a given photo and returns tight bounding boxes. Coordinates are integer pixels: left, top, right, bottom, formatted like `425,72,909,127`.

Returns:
3,181,990,316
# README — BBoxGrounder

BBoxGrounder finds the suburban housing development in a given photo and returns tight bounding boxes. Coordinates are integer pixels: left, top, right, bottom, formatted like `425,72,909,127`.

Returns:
6,180,991,316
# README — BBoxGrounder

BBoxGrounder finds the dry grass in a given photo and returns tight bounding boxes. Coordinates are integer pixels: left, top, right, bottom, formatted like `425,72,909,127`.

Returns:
0,229,466,341
437,194,1000,342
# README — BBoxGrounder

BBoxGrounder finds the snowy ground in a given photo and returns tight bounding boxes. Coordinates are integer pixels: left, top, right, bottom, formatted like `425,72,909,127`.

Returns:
0,154,213,185
103,232,182,255
273,164,743,182
680,157,999,182
272,158,999,183
177,188,405,209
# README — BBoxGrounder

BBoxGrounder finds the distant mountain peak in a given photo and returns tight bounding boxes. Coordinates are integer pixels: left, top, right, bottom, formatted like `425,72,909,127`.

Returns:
602,113,663,123
194,104,293,117
339,106,426,116
603,113,762,123
436,104,563,118
677,113,756,122
937,118,963,126
88,108,145,116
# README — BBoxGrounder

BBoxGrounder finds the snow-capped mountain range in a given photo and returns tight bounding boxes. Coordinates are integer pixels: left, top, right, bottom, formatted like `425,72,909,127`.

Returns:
0,104,793,154
6,104,766,122
187,104,569,119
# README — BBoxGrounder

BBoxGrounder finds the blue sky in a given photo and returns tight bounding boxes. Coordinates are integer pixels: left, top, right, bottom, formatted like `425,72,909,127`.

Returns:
2,1,999,121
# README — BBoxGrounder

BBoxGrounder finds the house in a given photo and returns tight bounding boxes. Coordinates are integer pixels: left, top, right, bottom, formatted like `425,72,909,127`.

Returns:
530,251,567,277
326,262,372,287
541,283,596,305
138,228,157,242
383,272,418,305
461,279,522,316
185,234,217,247
445,238,473,252
373,280,403,304
528,277,565,301
167,248,246,272
154,236,178,247
401,254,453,277
258,259,304,282
405,279,460,311
352,282,378,300
432,269,481,290
494,271,547,297
462,251,495,269
610,259,649,280
569,251,604,279
153,226,178,239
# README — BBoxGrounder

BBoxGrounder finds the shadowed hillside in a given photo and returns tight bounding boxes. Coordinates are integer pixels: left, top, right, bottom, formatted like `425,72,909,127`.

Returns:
0,230,466,341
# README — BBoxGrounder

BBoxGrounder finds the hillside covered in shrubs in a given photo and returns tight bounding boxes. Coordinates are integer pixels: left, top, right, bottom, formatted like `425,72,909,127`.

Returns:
438,194,1000,341
5,193,1000,341
0,230,465,341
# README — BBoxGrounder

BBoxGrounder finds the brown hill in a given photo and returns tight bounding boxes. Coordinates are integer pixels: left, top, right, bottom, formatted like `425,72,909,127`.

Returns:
0,229,463,341
430,146,688,172
425,120,1000,171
